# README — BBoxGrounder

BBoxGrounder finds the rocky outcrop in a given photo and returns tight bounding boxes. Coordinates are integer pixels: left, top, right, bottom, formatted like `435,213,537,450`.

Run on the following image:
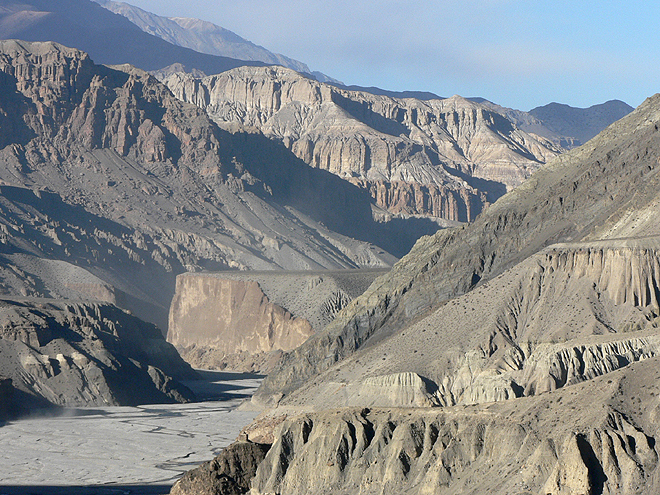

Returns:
246,358,660,494
162,66,561,220
253,94,660,406
170,440,270,495
265,241,660,410
168,277,313,372
168,270,385,372
0,298,196,409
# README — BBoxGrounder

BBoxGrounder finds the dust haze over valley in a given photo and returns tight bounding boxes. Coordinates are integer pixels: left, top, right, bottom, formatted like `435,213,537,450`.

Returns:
0,1,658,494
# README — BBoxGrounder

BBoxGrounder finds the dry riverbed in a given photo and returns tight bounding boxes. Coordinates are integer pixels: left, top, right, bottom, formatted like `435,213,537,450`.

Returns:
0,371,262,495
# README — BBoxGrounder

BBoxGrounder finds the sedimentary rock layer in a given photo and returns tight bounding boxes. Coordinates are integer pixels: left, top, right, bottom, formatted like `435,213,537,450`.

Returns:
253,93,660,406
162,66,561,220
0,40,407,331
168,269,386,371
248,358,660,494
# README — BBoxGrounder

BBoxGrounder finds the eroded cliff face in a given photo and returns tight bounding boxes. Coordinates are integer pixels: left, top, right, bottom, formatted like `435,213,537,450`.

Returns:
271,241,660,410
168,276,313,372
0,298,196,409
0,41,406,331
162,66,561,221
168,270,385,372
253,94,660,406
248,358,660,495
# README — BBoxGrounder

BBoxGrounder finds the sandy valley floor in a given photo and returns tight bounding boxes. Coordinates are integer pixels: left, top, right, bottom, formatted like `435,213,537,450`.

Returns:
0,372,262,495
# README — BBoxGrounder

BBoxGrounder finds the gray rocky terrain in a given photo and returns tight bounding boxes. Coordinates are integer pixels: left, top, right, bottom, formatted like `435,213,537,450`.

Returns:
0,39,418,335
166,94,660,493
254,92,660,408
0,297,196,414
168,269,387,372
162,66,562,221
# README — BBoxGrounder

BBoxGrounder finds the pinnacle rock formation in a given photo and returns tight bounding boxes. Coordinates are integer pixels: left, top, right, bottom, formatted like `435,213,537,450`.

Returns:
161,66,562,221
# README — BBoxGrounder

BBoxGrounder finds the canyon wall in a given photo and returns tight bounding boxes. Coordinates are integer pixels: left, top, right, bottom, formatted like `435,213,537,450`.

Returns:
168,270,386,372
162,66,561,221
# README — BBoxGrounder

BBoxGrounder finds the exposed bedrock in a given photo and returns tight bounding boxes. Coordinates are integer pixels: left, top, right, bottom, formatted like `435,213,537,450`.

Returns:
348,178,487,222
162,66,560,219
0,298,196,410
253,95,660,406
168,270,385,372
246,359,660,495
265,241,660,410
170,440,270,495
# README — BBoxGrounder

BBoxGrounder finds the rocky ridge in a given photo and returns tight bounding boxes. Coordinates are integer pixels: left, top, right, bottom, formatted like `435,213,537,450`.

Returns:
245,358,660,495
252,93,660,407
0,0,265,75
0,40,413,331
93,0,310,74
162,66,562,221
167,269,386,372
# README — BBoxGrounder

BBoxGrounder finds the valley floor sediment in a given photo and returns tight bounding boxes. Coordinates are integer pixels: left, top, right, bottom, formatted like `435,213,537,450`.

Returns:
0,371,262,495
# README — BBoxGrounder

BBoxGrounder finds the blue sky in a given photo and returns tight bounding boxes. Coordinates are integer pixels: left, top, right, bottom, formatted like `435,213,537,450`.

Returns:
124,0,659,110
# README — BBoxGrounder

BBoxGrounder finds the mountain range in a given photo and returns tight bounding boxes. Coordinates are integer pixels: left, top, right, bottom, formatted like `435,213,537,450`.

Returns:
0,1,656,493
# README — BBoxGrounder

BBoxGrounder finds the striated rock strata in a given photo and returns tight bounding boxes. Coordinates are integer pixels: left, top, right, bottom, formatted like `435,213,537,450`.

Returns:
247,358,660,494
162,66,561,221
274,240,660,410
0,40,410,332
253,93,660,406
168,269,385,372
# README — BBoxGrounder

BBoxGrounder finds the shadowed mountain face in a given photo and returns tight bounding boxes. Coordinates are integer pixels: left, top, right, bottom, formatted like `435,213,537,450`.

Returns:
0,298,197,412
93,0,310,74
0,40,422,334
0,0,264,74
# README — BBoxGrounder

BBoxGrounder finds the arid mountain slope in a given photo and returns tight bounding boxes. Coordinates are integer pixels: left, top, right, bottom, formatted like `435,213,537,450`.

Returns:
0,40,410,331
253,93,660,406
474,97,634,149
529,99,634,147
0,0,264,74
93,0,310,73
233,359,660,495
162,66,562,221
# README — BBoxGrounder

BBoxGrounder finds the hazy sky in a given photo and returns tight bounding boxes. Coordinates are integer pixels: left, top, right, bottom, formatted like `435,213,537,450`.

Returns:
123,0,658,110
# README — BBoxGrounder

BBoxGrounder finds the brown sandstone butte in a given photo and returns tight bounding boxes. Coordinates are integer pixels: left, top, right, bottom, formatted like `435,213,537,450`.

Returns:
168,275,313,369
